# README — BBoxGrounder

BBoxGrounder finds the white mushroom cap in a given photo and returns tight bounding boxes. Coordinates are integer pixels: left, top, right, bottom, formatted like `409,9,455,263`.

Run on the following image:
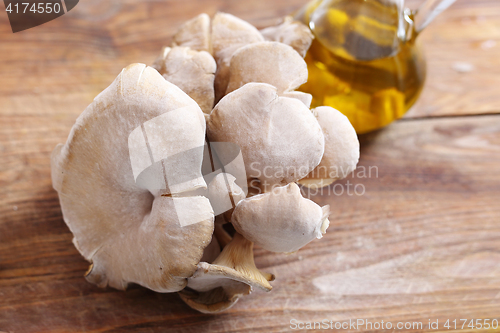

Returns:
231,183,330,253
282,91,313,108
208,83,325,189
207,172,246,216
179,232,273,313
172,13,211,53
85,196,214,291
51,63,214,292
299,106,360,187
152,46,216,114
211,12,264,102
225,41,308,95
151,46,171,71
260,16,314,57
211,12,263,57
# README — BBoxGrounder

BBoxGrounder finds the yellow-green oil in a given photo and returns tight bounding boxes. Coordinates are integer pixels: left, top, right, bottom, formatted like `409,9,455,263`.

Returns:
298,0,426,134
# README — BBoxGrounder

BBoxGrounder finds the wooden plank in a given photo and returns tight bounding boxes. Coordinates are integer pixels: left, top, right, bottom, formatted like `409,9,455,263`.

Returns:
0,0,499,120
1,0,500,332
1,115,499,332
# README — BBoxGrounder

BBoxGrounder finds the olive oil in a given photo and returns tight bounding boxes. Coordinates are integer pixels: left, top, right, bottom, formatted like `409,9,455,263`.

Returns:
297,0,426,134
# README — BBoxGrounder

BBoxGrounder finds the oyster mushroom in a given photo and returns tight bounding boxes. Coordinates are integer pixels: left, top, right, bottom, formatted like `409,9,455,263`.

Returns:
211,12,264,102
51,11,363,314
225,41,308,95
207,82,325,189
179,233,273,313
299,106,360,188
260,16,314,57
51,63,214,292
231,182,330,253
152,46,216,114
172,13,211,53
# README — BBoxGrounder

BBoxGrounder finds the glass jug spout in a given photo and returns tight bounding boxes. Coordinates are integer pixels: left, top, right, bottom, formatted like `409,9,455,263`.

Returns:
413,0,456,33
302,0,456,61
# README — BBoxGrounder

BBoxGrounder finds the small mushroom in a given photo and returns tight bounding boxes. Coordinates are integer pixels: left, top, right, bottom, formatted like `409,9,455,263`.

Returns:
231,183,330,253
225,41,308,96
179,232,273,313
51,63,214,292
283,91,313,108
151,46,216,114
260,16,314,57
207,172,246,216
299,106,360,188
211,12,264,102
172,13,211,53
208,83,325,189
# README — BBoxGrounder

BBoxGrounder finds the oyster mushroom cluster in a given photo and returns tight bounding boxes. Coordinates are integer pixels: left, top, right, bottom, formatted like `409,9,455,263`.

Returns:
51,12,360,313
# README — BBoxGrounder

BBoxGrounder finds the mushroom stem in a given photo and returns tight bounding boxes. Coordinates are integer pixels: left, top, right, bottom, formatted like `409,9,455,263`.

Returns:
179,232,273,313
212,233,273,289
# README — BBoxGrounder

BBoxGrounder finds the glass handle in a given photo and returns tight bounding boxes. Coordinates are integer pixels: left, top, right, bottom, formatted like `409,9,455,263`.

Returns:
413,0,456,33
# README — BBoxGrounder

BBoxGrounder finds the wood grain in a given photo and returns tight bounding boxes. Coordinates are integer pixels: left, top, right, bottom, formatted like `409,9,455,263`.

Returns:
1,0,500,332
2,114,500,332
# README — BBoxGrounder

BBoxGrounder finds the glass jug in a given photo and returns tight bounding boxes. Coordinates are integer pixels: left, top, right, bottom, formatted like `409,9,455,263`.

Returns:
295,0,456,134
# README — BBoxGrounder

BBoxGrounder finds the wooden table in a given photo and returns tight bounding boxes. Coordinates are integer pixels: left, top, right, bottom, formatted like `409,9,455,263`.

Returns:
1,0,499,332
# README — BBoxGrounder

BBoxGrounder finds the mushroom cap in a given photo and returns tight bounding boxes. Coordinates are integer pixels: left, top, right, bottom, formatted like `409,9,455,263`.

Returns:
151,46,171,72
152,46,216,114
211,12,264,102
51,63,214,292
231,183,330,253
207,83,325,188
301,106,360,183
172,13,211,53
260,16,314,57
225,41,308,95
85,196,214,291
283,91,313,108
211,12,264,64
207,172,246,216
